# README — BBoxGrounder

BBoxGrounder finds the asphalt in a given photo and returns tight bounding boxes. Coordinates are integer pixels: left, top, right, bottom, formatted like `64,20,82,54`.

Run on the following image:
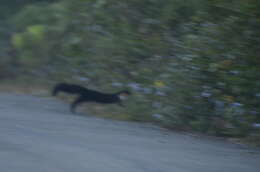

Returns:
0,93,260,172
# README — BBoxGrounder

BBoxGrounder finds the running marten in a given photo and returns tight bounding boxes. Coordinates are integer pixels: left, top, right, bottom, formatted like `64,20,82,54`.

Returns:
52,83,131,113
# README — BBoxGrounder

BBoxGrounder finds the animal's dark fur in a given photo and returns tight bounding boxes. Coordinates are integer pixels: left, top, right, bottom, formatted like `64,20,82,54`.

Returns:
52,83,131,113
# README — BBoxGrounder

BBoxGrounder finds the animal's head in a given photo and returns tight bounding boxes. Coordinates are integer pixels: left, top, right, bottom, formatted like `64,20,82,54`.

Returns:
118,90,131,100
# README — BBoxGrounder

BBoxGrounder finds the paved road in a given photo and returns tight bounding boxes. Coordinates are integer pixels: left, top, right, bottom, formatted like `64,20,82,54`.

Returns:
0,93,260,172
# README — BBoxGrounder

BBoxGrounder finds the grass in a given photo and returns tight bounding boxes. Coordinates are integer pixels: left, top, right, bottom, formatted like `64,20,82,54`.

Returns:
1,77,259,147
0,80,50,96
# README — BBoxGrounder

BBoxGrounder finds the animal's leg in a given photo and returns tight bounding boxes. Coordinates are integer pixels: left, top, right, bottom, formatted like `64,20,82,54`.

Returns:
52,86,60,96
70,96,86,113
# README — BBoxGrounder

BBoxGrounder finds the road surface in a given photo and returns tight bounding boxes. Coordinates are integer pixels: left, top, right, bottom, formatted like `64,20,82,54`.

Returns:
0,93,259,172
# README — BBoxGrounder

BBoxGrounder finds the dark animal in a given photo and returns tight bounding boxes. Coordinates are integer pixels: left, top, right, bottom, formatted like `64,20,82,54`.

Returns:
52,83,131,113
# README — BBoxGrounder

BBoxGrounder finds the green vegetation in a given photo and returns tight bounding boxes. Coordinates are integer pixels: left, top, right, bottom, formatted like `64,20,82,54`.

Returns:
0,0,260,145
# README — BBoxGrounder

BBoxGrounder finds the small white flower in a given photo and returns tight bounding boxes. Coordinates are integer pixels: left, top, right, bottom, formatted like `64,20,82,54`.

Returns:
74,76,89,81
127,83,142,91
255,93,260,98
152,114,164,120
156,91,166,96
201,92,211,97
252,123,260,128
230,102,243,107
229,70,239,75
111,82,123,87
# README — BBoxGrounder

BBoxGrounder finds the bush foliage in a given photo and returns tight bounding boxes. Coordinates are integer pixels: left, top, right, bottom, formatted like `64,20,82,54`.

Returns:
1,0,260,143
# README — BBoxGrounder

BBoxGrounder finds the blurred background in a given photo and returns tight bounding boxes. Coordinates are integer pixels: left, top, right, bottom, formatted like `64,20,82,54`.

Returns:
0,0,259,145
